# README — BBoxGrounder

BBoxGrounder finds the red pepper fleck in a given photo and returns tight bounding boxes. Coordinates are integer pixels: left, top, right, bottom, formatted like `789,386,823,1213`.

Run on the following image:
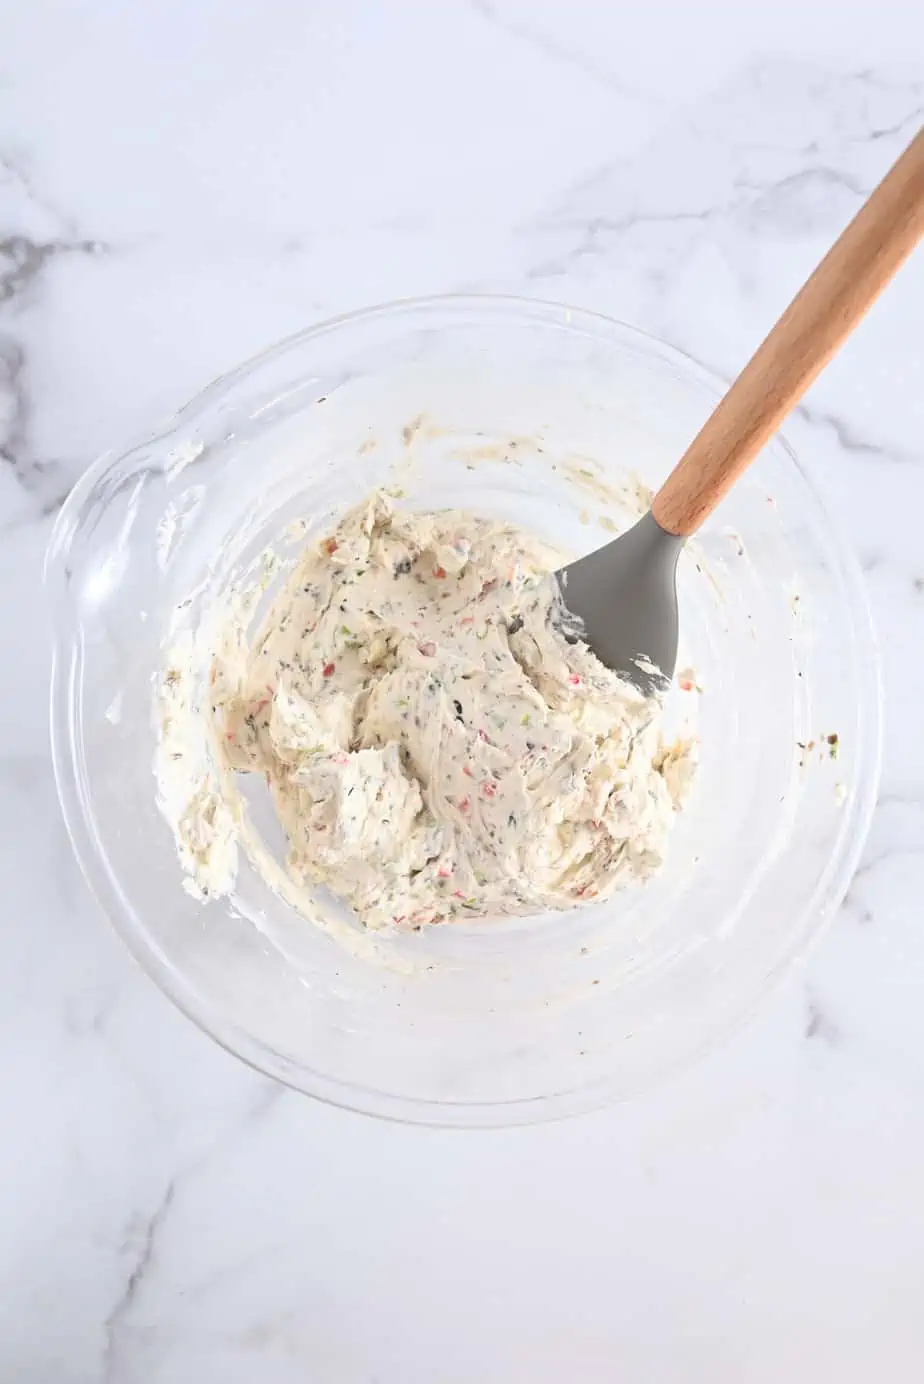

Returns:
476,728,490,743
453,890,466,900
437,867,452,879
458,796,470,814
323,537,338,555
460,616,474,626
418,640,436,657
569,674,582,686
480,780,497,799
462,764,474,778
433,565,447,579
323,662,336,678
678,676,695,692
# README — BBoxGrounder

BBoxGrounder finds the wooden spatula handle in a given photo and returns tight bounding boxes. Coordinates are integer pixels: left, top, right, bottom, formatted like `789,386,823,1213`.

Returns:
651,126,924,537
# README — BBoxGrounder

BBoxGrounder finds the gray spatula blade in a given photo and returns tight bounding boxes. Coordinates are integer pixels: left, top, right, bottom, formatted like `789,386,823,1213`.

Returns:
554,512,684,696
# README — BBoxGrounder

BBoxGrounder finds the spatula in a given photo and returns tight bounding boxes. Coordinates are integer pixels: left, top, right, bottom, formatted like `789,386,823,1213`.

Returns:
556,126,924,693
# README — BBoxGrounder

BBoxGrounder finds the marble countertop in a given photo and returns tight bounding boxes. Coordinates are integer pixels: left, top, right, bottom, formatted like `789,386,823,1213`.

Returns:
3,2,924,1379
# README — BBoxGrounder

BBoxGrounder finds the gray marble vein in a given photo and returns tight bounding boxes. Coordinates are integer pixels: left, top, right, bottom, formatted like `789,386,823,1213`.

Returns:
795,402,920,464
1,161,108,524
466,0,665,104
103,1180,177,1382
804,989,842,1045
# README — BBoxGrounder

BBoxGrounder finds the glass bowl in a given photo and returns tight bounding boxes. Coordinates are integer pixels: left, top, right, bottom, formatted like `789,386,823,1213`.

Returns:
47,295,881,1126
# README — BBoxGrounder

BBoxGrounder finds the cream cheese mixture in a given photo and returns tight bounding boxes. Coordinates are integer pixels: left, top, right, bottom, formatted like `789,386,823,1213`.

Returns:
156,492,696,930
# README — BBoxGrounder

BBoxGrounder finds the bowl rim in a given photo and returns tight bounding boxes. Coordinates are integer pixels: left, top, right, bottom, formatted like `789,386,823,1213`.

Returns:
47,291,883,1127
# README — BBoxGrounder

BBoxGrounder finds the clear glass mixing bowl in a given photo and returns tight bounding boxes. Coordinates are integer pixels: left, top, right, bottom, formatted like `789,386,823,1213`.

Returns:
47,296,881,1125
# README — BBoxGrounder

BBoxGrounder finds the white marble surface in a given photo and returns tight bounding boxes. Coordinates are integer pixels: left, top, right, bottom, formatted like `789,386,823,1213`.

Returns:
3,1,924,1379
